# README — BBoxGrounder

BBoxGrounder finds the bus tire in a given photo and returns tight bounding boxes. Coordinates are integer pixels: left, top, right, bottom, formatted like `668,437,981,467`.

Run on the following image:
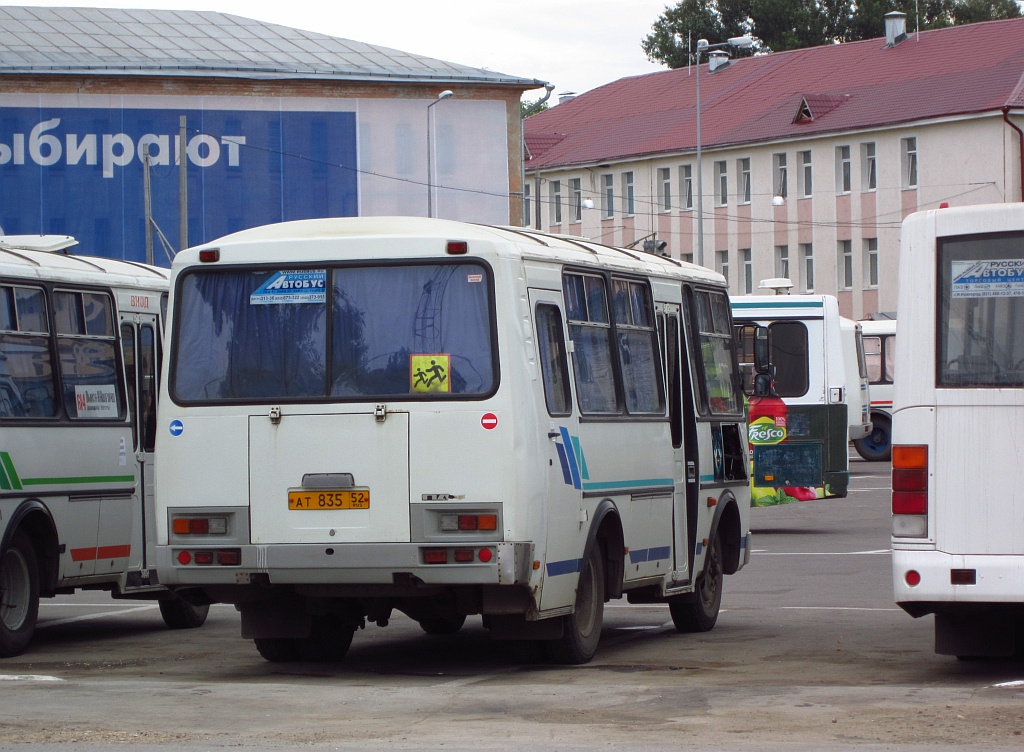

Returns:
296,614,356,662
670,534,723,633
0,531,40,658
854,415,891,462
254,637,301,662
419,614,466,635
158,594,210,630
544,545,605,665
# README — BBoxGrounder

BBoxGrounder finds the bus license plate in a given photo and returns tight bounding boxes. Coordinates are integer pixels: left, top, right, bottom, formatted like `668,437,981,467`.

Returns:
288,489,370,510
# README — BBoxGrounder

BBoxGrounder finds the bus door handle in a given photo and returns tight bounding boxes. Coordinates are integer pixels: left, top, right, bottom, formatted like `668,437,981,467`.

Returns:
687,461,697,482
547,431,561,440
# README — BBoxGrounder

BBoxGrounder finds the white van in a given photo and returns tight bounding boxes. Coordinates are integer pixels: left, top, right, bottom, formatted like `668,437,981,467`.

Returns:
854,318,896,461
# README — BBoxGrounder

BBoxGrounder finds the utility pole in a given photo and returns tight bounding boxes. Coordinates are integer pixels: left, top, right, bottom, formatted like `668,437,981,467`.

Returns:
143,153,154,266
179,115,188,251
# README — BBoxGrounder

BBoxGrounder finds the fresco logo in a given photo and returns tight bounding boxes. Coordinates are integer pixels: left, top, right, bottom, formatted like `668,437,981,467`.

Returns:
748,416,786,445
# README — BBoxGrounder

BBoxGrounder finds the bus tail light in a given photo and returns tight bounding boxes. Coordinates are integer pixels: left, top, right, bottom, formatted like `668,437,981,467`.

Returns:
172,516,227,535
175,548,240,566
892,444,928,537
439,514,498,533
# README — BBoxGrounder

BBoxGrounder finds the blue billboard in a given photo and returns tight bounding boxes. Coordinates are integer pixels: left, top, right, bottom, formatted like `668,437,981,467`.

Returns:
0,106,358,265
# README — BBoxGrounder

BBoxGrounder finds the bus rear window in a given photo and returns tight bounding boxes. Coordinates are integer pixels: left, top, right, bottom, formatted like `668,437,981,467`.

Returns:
172,263,496,402
769,321,809,398
937,232,1024,387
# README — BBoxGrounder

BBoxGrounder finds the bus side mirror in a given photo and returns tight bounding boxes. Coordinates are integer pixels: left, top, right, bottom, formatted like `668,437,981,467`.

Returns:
754,372,772,398
754,326,770,375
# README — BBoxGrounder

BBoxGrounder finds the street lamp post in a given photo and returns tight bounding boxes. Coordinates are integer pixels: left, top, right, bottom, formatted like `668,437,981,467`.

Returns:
693,36,752,268
427,90,453,218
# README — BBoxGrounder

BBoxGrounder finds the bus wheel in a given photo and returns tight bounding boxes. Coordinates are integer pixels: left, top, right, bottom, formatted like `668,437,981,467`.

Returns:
296,614,356,662
419,614,467,635
854,416,892,462
0,531,40,658
670,534,723,633
254,638,301,662
158,593,210,629
545,545,605,665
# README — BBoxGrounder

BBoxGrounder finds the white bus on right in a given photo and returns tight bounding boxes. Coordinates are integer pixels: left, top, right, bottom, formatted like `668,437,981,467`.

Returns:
893,203,1024,658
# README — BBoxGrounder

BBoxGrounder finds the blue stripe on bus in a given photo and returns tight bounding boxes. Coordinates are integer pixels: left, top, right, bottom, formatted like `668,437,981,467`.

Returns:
695,541,704,555
629,548,649,563
700,474,715,483
554,442,573,486
546,558,582,577
560,426,582,490
581,478,674,492
648,546,671,561
740,536,748,549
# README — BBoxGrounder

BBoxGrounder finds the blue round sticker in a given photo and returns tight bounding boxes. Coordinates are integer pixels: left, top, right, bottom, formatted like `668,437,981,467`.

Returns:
169,420,184,437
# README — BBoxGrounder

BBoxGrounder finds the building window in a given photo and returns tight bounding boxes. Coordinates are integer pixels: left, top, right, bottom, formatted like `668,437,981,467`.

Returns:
715,161,728,206
622,171,635,216
836,145,851,194
773,153,788,199
801,243,814,291
602,173,614,218
798,151,812,197
570,178,582,222
659,168,671,212
524,182,532,227
738,157,751,204
716,250,729,284
550,180,562,225
902,137,918,188
775,245,789,279
838,239,853,290
682,253,694,264
861,142,876,191
864,237,879,288
741,248,752,294
680,165,693,210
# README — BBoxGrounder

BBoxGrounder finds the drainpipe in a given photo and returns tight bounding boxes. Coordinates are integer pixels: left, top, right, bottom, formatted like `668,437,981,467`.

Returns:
523,83,555,227
1002,106,1024,202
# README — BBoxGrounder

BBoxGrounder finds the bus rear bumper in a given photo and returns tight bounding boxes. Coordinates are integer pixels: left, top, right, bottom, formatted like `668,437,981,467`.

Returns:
156,541,534,589
893,548,1024,615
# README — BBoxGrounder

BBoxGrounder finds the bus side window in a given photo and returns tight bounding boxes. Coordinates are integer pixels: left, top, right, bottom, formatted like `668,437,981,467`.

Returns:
863,335,883,383
611,278,664,415
0,285,57,418
140,325,158,452
883,334,896,383
665,315,683,448
734,324,757,395
535,304,572,417
769,321,810,398
563,273,620,415
121,323,138,448
54,290,122,420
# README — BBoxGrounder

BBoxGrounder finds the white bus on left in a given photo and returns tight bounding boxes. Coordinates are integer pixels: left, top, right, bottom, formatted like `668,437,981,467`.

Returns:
0,235,207,657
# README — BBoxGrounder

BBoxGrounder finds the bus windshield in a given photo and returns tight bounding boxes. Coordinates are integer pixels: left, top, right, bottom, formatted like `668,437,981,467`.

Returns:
937,232,1024,387
172,262,496,402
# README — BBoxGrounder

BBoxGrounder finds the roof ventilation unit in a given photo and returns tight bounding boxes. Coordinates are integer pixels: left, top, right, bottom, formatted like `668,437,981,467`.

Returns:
885,11,908,47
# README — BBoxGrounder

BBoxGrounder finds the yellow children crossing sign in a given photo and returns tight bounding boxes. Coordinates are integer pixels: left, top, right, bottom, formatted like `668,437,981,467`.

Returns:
410,354,450,393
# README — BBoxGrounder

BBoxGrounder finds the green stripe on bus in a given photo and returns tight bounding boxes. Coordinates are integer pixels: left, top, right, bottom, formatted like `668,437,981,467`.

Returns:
0,452,22,490
21,475,135,486
582,478,674,491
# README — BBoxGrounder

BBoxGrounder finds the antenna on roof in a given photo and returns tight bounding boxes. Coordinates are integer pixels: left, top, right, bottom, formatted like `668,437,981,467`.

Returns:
916,0,920,41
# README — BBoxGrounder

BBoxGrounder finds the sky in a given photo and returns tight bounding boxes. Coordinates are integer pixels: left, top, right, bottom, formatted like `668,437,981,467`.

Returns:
15,0,675,98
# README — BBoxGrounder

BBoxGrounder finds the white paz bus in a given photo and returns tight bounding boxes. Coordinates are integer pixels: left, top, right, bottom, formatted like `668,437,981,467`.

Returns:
732,293,870,506
0,235,207,657
155,217,754,664
893,203,1024,658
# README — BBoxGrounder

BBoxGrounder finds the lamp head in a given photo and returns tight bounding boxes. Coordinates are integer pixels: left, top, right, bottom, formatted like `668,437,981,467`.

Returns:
697,38,709,50
771,195,785,206
437,90,454,100
727,35,754,48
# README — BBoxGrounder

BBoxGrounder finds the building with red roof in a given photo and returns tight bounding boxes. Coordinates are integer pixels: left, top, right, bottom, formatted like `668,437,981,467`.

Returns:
524,13,1024,318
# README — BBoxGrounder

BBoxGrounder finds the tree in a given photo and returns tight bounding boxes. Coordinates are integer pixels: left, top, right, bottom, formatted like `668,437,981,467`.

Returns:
644,0,1021,63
